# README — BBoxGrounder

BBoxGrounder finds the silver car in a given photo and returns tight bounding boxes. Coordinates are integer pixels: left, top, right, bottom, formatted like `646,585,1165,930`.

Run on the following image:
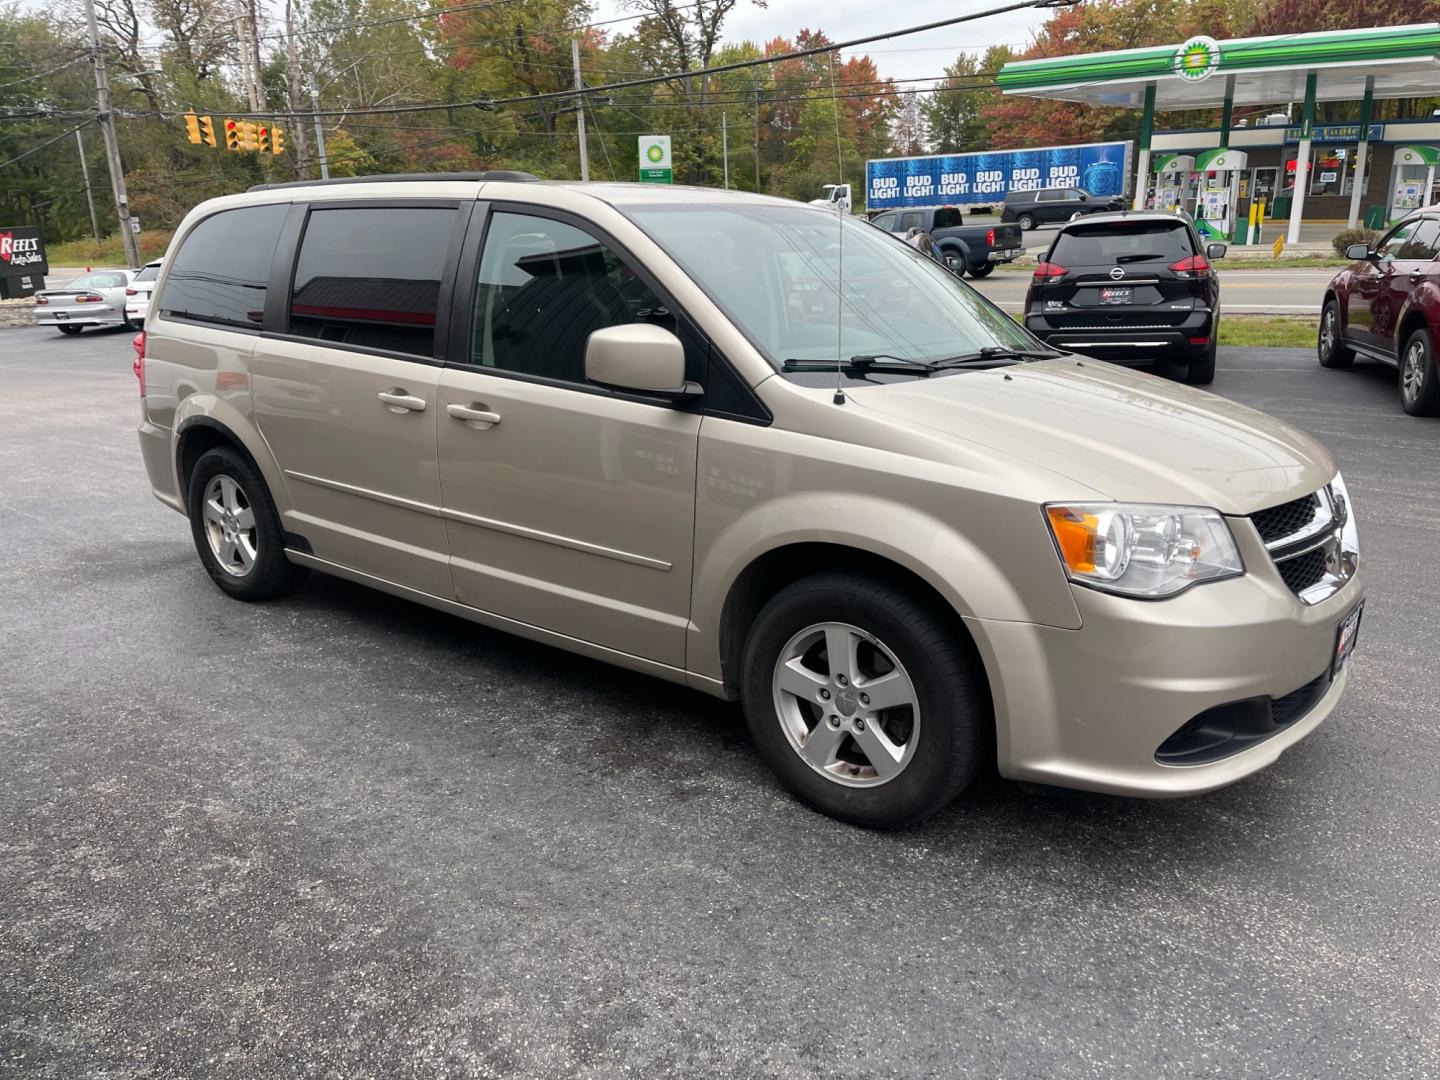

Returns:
35,268,136,334
125,260,163,324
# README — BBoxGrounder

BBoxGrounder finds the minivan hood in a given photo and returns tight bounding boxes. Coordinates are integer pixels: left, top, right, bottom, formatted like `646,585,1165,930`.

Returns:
852,358,1335,514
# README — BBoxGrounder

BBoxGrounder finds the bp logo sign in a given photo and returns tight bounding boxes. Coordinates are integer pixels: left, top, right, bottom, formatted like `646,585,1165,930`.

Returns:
1174,36,1220,82
638,135,673,183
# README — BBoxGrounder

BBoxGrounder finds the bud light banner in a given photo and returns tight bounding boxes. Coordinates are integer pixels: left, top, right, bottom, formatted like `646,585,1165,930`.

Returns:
865,142,1132,211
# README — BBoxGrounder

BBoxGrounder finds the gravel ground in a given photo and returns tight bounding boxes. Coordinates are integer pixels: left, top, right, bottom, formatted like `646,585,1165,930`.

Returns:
2,325,1438,1079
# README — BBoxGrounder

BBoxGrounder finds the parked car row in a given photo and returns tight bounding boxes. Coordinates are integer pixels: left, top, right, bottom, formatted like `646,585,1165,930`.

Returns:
33,258,162,335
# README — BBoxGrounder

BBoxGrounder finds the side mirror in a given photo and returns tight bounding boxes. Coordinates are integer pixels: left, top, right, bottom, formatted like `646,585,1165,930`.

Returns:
945,255,963,271
585,323,700,399
1206,243,1227,260
1345,243,1373,261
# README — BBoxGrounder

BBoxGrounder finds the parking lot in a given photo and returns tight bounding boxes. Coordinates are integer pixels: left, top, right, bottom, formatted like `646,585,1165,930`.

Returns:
3,322,1439,1076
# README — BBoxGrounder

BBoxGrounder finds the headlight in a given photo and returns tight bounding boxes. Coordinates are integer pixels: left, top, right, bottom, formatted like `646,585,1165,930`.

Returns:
1044,503,1244,598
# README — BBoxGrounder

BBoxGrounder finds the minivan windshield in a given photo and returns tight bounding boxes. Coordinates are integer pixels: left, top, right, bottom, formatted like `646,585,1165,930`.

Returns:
624,203,1038,385
1051,220,1194,265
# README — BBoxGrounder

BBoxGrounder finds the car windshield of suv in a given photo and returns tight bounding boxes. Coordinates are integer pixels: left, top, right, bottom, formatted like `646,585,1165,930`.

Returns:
624,203,1037,385
1051,220,1194,265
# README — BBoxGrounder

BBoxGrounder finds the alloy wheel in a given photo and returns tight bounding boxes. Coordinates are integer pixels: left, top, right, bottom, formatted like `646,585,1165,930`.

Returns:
202,474,258,576
1320,309,1336,357
770,622,920,787
1402,340,1426,404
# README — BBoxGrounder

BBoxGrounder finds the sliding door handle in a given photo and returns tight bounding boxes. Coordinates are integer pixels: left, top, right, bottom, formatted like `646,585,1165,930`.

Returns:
377,390,427,412
446,403,502,427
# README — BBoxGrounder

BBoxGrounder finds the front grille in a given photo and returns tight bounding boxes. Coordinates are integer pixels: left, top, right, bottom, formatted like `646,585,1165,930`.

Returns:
1251,493,1320,545
1276,546,1329,594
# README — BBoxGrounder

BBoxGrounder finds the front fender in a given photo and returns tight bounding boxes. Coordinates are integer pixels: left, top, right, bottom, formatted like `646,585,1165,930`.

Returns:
686,490,1083,684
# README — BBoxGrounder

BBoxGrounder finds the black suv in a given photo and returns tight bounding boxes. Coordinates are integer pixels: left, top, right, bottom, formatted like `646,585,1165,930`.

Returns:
1001,187,1126,231
1023,212,1225,384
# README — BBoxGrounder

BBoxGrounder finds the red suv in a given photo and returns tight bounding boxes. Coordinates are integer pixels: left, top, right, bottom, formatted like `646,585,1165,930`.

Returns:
1319,212,1440,416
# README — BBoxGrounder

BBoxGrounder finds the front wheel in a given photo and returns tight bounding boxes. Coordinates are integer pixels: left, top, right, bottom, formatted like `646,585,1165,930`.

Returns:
186,446,307,600
967,262,994,278
1318,301,1354,369
1017,213,1037,231
740,572,988,829
1400,326,1440,416
57,325,82,335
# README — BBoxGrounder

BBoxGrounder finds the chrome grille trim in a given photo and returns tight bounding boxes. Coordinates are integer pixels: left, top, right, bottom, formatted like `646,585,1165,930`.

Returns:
1254,481,1359,606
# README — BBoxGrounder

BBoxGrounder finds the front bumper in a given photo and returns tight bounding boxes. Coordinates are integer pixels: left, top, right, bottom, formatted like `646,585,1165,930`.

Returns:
1025,309,1214,364
967,523,1364,797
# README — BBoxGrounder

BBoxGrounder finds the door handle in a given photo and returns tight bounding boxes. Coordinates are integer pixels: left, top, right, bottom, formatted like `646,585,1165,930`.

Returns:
377,390,427,413
446,402,502,428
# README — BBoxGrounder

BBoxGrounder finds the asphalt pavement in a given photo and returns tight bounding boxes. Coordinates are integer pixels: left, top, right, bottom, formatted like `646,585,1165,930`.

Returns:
969,265,1336,315
2,323,1439,1078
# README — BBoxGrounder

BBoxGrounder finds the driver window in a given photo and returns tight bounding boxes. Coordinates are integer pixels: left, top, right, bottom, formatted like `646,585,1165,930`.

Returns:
1377,222,1418,261
473,211,674,383
1065,189,1085,201
1396,218,1440,260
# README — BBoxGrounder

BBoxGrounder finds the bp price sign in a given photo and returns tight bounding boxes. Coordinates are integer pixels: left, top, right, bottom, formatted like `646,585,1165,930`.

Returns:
639,136,672,183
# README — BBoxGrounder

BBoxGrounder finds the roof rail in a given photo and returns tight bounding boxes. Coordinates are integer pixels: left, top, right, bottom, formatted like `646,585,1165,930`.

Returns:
247,170,540,192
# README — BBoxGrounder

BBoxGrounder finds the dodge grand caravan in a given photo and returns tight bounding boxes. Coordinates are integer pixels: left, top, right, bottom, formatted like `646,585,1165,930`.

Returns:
135,174,1365,827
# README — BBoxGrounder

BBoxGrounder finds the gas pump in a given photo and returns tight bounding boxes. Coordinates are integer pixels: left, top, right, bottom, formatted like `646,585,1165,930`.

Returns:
1193,148,1247,242
1387,146,1440,223
1150,153,1195,213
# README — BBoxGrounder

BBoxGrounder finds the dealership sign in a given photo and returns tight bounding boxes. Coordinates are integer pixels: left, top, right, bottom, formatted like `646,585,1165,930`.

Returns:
866,141,1132,210
0,225,48,276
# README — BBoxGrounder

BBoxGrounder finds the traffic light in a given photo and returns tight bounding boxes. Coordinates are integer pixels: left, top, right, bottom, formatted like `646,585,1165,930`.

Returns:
256,125,270,154
184,112,201,143
270,126,284,155
198,115,216,147
237,120,259,152
224,118,240,151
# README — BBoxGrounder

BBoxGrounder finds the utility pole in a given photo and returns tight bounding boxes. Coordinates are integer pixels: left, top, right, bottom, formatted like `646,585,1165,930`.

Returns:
74,127,101,244
285,0,313,179
721,112,729,189
753,86,761,190
82,0,140,267
572,37,588,182
308,77,329,180
233,10,261,112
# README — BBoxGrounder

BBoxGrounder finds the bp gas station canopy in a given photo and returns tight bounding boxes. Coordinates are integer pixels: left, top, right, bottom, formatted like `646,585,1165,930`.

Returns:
997,24,1440,241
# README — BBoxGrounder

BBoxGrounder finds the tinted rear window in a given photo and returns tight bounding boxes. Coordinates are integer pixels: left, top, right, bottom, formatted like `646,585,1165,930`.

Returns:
159,204,287,328
134,263,161,282
932,207,962,229
1051,221,1194,265
288,206,458,356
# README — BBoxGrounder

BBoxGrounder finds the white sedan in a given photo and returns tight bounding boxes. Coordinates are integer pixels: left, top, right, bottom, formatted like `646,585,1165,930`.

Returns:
34,268,137,335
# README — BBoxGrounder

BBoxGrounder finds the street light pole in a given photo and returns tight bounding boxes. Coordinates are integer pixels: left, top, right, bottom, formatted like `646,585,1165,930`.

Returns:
309,76,330,180
82,0,141,267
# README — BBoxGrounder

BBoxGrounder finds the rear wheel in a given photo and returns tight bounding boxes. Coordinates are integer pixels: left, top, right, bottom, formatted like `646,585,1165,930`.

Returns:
1400,326,1440,417
740,572,988,829
186,447,307,600
57,325,82,335
1317,301,1354,369
1186,337,1217,385
968,262,994,278
1017,212,1037,231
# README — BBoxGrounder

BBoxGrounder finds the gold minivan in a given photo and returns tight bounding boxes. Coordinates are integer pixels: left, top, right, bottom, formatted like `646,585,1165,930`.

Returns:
135,174,1364,827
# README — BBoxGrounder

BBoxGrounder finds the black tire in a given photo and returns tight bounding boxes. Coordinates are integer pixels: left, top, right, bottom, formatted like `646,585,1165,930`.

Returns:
1186,337,1217,385
739,572,989,829
122,316,136,331
186,446,307,601
57,325,82,335
1318,300,1354,369
1399,326,1440,417
1017,212,1036,231
967,262,994,278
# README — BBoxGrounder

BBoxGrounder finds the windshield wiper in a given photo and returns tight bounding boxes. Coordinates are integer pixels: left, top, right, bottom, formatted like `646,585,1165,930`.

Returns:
930,346,1062,367
782,353,939,377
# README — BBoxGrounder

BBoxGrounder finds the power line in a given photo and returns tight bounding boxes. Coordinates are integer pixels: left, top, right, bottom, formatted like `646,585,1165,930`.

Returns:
0,118,95,170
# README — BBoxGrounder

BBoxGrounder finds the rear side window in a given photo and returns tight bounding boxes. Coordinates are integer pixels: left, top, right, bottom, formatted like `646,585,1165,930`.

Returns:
1051,221,1195,265
134,263,161,283
289,206,458,356
159,204,286,328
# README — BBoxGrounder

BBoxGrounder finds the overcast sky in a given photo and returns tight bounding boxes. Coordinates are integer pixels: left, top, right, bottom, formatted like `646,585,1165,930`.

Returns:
589,0,1047,83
